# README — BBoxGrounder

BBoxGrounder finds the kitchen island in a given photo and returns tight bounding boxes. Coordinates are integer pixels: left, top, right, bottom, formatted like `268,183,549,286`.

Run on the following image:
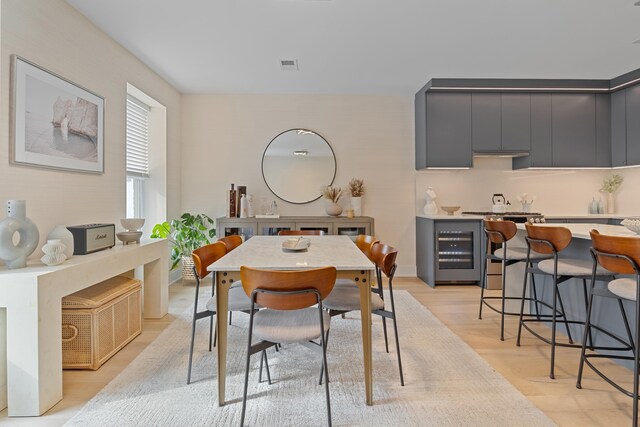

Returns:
507,222,637,368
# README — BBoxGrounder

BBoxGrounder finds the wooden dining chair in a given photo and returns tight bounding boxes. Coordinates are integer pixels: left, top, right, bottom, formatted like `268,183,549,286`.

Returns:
188,242,255,384
321,242,404,386
577,230,639,426
239,266,337,427
218,234,243,252
335,234,378,289
278,229,325,236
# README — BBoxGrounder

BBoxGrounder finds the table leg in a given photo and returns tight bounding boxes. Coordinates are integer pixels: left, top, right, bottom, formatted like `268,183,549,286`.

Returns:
216,273,230,406
142,252,169,319
358,271,373,405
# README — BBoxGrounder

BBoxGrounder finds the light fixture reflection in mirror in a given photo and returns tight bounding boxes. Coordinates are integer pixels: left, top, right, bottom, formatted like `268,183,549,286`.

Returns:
262,129,336,204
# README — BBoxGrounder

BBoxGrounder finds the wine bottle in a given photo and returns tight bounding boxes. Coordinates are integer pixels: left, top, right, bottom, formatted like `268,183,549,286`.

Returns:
229,184,237,218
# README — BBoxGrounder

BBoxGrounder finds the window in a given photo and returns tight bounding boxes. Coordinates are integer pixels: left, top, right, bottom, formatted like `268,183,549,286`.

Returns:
126,95,151,218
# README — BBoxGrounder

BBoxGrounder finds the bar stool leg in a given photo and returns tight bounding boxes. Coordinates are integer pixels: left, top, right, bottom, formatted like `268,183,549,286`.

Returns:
530,266,541,320
582,279,594,348
555,287,574,344
576,271,597,389
516,255,532,347
550,278,559,379
500,259,507,341
479,262,487,320
633,291,640,427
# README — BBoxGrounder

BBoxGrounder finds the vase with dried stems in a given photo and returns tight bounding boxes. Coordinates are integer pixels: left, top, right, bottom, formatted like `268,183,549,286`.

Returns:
600,174,623,214
348,178,365,217
322,185,343,216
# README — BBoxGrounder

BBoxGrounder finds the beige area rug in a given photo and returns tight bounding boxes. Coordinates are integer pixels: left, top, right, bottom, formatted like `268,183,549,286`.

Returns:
65,291,555,426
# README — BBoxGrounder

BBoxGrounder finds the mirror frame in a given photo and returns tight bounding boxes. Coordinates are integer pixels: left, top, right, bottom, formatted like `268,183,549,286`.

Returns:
261,129,337,204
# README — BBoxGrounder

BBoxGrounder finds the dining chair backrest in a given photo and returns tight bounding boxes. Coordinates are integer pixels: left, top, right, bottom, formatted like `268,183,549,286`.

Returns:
192,241,227,280
278,230,325,236
371,243,398,278
355,234,379,260
240,266,336,310
590,230,640,275
218,235,243,252
484,220,517,244
525,223,572,254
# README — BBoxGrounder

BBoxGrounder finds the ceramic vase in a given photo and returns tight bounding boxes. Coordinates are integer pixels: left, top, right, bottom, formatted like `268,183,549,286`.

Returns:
351,196,362,217
607,193,615,214
41,239,67,266
326,202,343,217
47,225,74,259
0,200,40,269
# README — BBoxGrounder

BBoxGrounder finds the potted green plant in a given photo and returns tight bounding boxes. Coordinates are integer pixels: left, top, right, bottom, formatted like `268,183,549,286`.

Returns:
150,213,216,280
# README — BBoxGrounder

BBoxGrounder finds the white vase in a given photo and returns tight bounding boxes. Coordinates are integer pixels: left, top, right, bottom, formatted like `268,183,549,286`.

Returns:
41,239,67,266
607,193,615,214
47,225,74,259
326,202,343,217
351,196,362,217
0,200,40,269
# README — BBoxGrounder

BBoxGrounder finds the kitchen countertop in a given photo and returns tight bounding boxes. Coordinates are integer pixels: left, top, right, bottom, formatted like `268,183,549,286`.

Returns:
416,214,484,220
516,222,638,239
417,213,638,220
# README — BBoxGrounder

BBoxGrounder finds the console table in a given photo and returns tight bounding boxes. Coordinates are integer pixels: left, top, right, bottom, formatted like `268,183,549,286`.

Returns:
217,215,374,241
0,239,169,416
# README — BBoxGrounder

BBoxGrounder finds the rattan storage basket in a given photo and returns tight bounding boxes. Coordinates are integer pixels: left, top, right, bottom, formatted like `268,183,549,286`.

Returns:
61,276,142,370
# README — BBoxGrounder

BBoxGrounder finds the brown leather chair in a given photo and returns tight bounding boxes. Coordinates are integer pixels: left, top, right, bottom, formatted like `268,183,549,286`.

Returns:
478,220,550,341
517,224,615,379
278,229,325,236
334,235,379,288
239,266,337,427
322,242,404,386
188,242,254,384
577,230,638,424
218,235,243,252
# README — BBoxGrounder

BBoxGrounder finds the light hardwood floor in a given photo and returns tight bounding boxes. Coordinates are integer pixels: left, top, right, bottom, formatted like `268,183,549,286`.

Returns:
0,277,635,425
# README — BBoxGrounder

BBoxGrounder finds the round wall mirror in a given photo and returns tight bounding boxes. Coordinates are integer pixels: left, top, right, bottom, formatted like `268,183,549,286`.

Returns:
262,129,336,204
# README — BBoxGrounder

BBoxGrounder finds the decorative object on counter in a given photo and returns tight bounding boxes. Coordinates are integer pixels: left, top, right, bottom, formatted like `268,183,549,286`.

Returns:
621,218,640,235
67,224,116,255
282,237,311,251
491,193,509,213
346,209,354,219
117,218,145,245
600,174,623,214
236,186,247,218
0,199,40,269
348,178,365,217
150,213,216,279
227,184,237,218
47,224,75,259
440,206,460,216
423,186,438,215
516,193,536,212
40,239,67,266
246,195,255,218
239,194,248,218
322,185,343,216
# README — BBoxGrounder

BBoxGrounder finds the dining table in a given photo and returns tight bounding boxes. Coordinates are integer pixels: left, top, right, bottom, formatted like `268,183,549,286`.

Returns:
207,235,377,406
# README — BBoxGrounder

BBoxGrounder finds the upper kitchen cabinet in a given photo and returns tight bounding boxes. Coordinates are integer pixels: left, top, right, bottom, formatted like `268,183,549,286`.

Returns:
611,89,627,167
501,94,531,152
471,93,531,153
513,94,552,169
626,84,640,165
415,92,472,168
551,94,597,167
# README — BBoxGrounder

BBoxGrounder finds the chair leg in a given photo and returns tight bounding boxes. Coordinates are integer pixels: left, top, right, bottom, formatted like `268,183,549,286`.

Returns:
240,307,256,427
187,314,198,385
556,287,574,344
500,259,507,341
213,317,218,348
208,316,214,351
382,317,390,353
619,300,635,352
386,282,405,386
259,350,272,385
229,311,233,326
582,279,594,348
516,260,531,347
479,257,487,320
550,280,559,379
633,291,640,427
318,307,332,427
576,273,597,389
530,265,541,320
318,329,331,386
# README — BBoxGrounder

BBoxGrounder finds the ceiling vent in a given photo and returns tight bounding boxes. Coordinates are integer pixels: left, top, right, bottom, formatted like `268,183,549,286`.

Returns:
280,59,299,71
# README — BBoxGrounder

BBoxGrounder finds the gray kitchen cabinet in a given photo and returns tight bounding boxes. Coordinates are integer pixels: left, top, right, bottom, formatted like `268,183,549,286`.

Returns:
512,94,552,169
501,93,531,152
217,216,374,239
626,84,640,165
415,86,428,169
471,93,501,152
551,94,596,167
611,90,627,167
416,217,482,287
595,94,612,167
425,92,473,168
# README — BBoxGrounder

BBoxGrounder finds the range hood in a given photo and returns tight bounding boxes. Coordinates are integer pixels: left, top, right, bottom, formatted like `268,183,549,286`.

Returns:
473,152,529,158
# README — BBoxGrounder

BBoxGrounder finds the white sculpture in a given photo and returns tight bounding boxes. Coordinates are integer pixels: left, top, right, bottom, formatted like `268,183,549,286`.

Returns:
423,187,438,215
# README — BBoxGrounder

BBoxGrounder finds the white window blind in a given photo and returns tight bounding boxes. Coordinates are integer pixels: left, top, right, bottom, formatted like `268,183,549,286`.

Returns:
126,95,151,178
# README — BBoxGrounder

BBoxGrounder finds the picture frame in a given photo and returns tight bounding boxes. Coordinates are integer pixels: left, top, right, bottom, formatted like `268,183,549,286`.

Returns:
10,55,105,174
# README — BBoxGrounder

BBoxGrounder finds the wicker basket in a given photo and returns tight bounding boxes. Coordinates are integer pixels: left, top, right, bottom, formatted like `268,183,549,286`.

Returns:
61,276,142,370
182,255,196,281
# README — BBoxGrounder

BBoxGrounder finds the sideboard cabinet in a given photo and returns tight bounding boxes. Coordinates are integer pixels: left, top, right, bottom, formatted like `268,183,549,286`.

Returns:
216,216,375,241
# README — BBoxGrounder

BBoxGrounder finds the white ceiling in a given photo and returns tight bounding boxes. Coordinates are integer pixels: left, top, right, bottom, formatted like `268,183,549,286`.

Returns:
65,0,640,95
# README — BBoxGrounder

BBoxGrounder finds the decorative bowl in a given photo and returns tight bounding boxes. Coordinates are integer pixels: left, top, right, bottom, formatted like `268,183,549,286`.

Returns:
282,237,311,251
440,206,461,216
117,231,143,244
120,218,145,231
621,218,640,234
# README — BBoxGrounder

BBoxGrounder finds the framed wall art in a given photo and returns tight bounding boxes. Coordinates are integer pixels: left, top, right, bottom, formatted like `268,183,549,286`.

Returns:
10,55,104,173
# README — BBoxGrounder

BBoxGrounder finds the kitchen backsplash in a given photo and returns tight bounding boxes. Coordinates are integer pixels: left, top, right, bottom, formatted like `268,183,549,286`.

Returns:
415,157,640,216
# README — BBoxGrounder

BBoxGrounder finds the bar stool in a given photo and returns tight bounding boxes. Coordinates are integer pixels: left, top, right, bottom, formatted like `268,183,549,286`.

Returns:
478,219,551,341
516,224,615,379
577,230,639,426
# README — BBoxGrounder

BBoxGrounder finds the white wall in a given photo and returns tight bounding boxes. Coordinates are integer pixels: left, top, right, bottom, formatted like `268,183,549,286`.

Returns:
180,94,416,274
415,157,640,216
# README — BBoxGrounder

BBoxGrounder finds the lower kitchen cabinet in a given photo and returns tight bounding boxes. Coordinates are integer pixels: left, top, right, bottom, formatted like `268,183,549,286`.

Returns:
217,216,374,240
416,217,482,287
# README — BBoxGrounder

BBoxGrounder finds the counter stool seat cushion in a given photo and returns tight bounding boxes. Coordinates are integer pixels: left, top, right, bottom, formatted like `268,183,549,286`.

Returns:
252,308,330,343
608,278,637,301
323,286,385,312
494,247,551,261
205,286,255,312
537,258,611,277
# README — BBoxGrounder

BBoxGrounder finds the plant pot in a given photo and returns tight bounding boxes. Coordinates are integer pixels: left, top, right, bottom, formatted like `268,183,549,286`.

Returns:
181,255,196,281
351,196,362,217
325,202,343,217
